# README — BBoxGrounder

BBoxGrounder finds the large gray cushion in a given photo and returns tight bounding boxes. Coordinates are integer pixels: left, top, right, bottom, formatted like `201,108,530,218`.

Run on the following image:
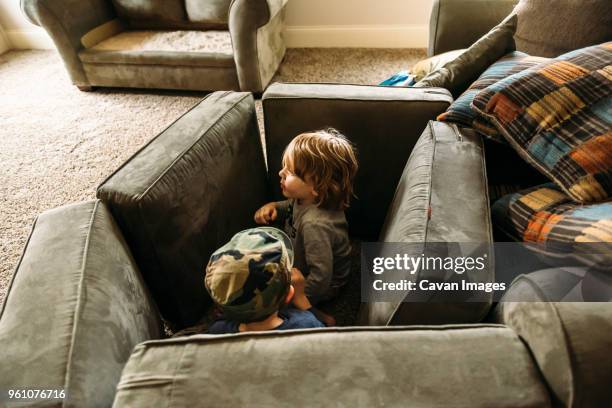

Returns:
185,0,231,24
513,0,612,57
97,92,268,329
111,0,186,27
262,83,453,240
0,200,161,407
113,325,550,407
359,121,493,326
495,269,612,407
415,14,517,98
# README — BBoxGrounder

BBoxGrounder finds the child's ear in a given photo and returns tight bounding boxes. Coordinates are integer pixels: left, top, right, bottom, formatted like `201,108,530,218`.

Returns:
285,285,295,304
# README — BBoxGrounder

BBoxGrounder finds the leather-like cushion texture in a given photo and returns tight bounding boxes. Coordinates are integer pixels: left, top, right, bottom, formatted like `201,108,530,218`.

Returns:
113,325,550,407
262,83,453,241
415,14,517,98
97,92,268,329
0,200,161,407
495,274,612,407
411,48,466,82
428,0,517,56
359,122,493,326
185,0,231,24
437,51,548,142
492,183,612,269
512,0,612,58
472,42,612,203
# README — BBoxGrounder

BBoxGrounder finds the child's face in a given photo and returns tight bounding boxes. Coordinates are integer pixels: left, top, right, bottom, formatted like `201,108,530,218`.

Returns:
279,155,318,204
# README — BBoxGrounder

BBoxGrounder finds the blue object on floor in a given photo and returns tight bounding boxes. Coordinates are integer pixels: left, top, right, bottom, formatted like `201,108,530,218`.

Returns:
379,71,416,87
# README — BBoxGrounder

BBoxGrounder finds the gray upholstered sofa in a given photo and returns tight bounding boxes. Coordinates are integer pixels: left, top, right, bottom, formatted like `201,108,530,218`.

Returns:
2,1,611,407
2,85,610,407
21,0,288,92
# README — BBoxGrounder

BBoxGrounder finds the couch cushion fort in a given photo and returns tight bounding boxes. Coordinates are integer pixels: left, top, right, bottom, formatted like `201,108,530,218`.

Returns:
97,92,268,329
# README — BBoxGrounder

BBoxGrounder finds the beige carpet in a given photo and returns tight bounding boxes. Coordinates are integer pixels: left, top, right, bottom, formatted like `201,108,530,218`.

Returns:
0,47,425,305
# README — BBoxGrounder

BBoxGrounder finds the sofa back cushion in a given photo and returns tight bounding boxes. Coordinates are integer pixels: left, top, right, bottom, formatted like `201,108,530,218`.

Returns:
185,0,231,25
472,42,612,203
512,0,612,57
112,0,186,26
113,326,550,407
111,0,230,29
0,201,161,407
97,92,268,330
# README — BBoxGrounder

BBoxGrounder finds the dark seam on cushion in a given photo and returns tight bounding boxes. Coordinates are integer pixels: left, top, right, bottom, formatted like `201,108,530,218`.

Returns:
450,123,463,142
96,92,216,192
0,216,39,318
433,0,441,55
167,342,191,407
387,121,436,325
134,197,181,324
63,200,100,406
476,132,495,322
141,323,511,346
141,92,250,199
553,305,579,406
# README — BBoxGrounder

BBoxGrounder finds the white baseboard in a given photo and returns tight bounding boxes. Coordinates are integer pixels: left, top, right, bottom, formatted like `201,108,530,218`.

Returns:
6,29,55,50
284,24,428,48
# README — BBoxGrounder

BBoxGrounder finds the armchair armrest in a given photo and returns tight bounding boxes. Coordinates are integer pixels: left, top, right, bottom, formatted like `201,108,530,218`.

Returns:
428,0,517,56
21,0,117,86
0,200,161,407
262,82,452,240
229,0,288,91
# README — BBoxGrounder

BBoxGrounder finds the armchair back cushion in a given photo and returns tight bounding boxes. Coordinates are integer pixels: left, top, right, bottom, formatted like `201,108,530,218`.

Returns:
97,92,268,329
112,0,186,26
0,200,161,408
185,0,231,24
111,0,231,29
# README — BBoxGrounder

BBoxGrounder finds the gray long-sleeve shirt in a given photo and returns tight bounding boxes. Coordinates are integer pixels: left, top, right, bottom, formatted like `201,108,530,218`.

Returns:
276,199,351,304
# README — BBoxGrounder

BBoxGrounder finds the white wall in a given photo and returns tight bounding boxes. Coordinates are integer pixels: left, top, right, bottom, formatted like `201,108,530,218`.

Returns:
285,0,433,47
0,0,54,49
0,0,434,50
0,22,9,54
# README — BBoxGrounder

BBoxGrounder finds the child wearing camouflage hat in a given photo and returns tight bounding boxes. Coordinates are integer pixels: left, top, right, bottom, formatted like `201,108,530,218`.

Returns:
254,129,358,326
205,227,324,334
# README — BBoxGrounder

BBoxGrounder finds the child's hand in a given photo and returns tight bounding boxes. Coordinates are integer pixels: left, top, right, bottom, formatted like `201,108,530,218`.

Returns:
254,202,277,225
291,268,312,310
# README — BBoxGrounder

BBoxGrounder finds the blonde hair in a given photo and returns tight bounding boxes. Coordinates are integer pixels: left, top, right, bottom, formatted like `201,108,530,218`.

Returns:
282,128,358,210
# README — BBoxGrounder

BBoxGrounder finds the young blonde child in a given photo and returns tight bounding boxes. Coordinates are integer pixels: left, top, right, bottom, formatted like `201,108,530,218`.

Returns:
254,129,358,325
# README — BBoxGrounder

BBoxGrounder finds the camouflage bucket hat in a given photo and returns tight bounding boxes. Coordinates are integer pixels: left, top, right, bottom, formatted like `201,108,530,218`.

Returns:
205,227,294,322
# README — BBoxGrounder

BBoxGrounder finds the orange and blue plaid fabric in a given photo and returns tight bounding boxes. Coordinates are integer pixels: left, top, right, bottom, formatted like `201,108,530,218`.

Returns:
493,183,612,270
473,42,612,203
